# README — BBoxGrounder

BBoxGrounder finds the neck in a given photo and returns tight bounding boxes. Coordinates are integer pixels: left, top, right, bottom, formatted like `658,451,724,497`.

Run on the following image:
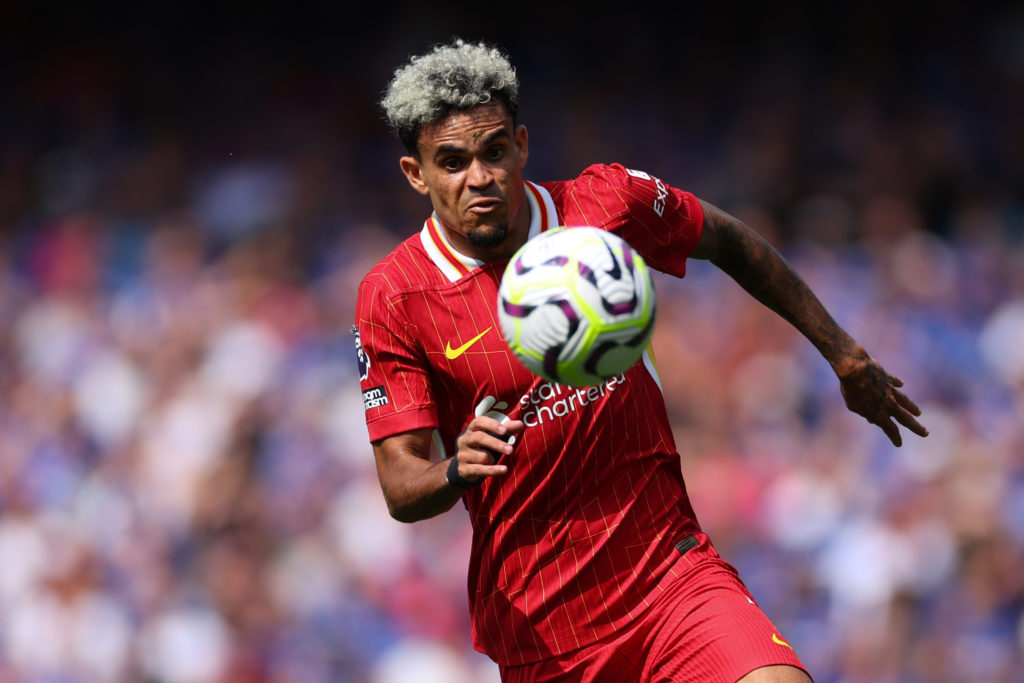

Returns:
441,191,532,263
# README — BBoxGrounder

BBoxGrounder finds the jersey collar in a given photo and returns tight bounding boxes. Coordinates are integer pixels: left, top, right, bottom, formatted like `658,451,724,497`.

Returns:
419,181,559,283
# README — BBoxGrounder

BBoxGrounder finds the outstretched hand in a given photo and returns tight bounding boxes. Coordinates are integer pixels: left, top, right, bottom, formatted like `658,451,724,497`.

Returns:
836,354,928,447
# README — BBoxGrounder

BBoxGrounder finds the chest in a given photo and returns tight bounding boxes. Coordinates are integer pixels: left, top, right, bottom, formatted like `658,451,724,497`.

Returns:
406,271,536,409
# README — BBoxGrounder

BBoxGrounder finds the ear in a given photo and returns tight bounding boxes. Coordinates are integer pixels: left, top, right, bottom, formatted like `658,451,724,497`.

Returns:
515,125,529,169
400,155,430,196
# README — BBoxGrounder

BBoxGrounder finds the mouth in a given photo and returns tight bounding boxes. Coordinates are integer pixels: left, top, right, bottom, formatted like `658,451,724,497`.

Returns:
467,198,504,214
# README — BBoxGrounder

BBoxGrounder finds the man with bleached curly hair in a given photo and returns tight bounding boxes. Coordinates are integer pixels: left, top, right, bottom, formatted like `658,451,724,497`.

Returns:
355,38,927,683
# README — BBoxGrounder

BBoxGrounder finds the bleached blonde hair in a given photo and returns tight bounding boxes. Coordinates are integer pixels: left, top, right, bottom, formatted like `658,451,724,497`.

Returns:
381,39,519,154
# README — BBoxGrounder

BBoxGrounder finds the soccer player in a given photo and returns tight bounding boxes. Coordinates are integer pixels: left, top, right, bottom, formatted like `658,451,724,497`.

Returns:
355,39,928,682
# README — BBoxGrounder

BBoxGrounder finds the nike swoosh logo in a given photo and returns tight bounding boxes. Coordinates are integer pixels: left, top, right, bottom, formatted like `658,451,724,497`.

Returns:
445,327,492,360
772,633,792,649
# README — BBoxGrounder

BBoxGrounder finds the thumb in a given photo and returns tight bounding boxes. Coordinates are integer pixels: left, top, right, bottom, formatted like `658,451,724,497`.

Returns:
475,395,497,417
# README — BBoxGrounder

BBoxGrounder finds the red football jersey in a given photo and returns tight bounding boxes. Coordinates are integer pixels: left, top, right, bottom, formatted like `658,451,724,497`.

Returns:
355,163,705,666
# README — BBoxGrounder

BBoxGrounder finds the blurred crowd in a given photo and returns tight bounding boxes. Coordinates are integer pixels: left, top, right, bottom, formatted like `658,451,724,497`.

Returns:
1,3,1023,682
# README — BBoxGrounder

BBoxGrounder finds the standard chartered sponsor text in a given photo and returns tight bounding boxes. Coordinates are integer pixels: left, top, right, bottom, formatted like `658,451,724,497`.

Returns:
518,374,626,427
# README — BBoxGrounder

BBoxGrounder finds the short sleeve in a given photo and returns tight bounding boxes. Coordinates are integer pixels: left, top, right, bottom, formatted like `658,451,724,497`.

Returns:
572,163,704,278
354,276,438,441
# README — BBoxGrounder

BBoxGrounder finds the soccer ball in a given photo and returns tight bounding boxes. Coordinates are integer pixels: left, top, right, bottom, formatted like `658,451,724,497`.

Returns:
497,227,657,387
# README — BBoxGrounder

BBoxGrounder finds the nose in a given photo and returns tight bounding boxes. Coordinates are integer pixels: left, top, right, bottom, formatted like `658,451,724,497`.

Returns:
467,156,494,188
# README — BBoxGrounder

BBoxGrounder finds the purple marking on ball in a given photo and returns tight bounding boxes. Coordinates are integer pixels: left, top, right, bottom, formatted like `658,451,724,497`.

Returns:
604,296,638,316
544,255,569,267
554,299,580,338
502,301,535,317
623,247,635,272
577,261,597,286
543,345,562,382
514,256,532,275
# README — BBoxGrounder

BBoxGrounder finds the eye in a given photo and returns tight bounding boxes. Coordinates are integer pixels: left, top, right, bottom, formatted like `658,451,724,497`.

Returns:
486,145,506,160
440,156,465,171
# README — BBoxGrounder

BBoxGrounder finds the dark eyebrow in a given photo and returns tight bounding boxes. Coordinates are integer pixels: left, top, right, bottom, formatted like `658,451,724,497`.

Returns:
433,129,510,161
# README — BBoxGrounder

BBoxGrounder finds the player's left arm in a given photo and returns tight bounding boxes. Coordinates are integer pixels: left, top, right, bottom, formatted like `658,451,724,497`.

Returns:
690,199,928,447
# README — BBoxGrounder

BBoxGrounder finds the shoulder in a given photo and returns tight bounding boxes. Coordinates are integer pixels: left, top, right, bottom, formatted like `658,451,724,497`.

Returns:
541,163,694,226
544,163,684,204
541,163,642,194
358,234,430,302
579,162,644,184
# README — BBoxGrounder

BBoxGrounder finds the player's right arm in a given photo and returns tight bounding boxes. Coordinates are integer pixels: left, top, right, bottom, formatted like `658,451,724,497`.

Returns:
357,275,521,522
373,417,518,523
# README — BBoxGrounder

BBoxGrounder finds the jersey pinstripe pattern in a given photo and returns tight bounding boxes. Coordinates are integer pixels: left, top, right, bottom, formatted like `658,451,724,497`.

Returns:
356,165,705,666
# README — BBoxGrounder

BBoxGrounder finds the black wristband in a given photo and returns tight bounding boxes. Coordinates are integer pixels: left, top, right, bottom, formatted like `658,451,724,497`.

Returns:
445,456,482,489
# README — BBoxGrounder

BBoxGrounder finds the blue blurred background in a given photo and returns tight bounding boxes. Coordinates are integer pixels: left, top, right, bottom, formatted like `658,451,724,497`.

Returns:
1,2,1022,681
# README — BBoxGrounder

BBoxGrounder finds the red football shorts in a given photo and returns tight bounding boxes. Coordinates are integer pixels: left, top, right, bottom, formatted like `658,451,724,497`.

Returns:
499,533,809,683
